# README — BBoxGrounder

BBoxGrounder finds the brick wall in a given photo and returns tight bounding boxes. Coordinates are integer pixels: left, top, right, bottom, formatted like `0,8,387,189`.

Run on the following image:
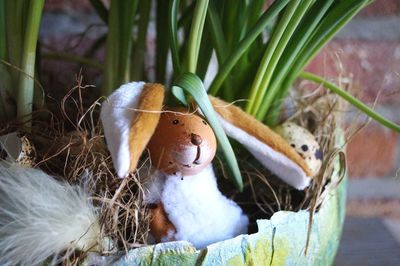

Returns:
307,0,400,220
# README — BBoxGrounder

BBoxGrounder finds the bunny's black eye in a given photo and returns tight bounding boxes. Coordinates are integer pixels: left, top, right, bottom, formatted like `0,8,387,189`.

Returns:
172,119,179,125
202,120,208,125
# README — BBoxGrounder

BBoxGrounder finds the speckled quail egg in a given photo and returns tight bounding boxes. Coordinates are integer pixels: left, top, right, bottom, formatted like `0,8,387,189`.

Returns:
274,122,323,176
0,132,36,167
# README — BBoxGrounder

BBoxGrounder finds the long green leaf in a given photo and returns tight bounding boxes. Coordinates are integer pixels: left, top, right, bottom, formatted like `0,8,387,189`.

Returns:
131,1,152,80
301,71,400,133
5,0,24,87
186,0,209,73
246,0,312,115
103,0,138,95
0,0,14,121
169,0,182,76
89,0,109,24
16,0,44,126
208,0,290,95
118,0,139,83
260,0,334,122
103,2,120,95
173,73,244,191
0,0,6,61
155,0,170,83
196,29,213,80
262,0,371,122
207,0,227,64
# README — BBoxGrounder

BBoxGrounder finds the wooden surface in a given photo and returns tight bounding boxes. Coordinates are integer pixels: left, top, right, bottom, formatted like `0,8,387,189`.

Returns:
335,217,400,266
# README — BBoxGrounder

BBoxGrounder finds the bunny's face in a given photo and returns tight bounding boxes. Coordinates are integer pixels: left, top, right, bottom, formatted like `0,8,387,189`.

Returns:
147,108,217,176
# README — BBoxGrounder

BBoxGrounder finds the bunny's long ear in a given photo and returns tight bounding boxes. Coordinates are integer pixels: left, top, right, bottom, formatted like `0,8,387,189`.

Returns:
101,82,165,178
209,96,312,190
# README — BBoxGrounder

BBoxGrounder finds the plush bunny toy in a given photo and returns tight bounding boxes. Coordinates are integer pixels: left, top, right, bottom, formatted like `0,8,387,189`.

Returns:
100,82,319,249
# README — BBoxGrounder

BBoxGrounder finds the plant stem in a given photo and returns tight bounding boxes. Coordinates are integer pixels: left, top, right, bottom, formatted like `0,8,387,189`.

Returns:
119,0,139,83
0,0,6,61
257,0,334,121
251,0,313,117
207,0,227,63
301,71,400,133
103,0,138,96
169,0,181,76
246,0,308,115
131,1,152,80
186,0,209,73
89,0,109,24
155,0,169,83
263,0,371,122
17,0,44,126
41,52,104,70
103,2,120,95
208,0,289,95
5,0,24,87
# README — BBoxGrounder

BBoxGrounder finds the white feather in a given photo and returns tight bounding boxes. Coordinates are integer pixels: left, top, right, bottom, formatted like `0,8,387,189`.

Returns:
0,166,102,266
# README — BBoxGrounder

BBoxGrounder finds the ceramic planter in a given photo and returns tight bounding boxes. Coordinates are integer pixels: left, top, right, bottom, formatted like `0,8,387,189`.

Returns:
88,133,346,266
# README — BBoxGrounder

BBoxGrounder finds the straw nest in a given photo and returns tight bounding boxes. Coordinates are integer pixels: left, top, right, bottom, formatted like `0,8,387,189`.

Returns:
9,80,347,264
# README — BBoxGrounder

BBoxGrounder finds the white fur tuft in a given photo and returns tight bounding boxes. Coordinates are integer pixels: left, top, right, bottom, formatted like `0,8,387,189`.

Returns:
0,166,102,266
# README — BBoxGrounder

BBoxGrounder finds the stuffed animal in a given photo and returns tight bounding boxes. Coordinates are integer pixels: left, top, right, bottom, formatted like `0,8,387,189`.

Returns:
100,82,321,249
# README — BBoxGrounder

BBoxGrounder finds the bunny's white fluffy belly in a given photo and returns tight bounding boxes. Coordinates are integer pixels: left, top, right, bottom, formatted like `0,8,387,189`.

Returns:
161,165,249,249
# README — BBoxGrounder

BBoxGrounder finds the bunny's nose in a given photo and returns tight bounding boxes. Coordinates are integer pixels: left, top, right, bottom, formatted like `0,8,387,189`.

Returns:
191,133,202,145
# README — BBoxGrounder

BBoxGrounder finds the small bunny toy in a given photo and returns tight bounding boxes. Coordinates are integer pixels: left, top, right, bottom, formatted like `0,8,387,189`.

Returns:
101,82,319,249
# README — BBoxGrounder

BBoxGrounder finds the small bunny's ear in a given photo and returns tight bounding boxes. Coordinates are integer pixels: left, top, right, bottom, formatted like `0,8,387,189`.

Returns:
209,96,312,190
101,82,165,178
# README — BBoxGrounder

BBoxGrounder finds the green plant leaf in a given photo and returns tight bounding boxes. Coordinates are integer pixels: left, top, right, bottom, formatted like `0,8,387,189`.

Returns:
171,85,188,106
103,0,139,95
174,73,244,191
260,0,334,123
261,0,372,122
155,0,170,83
300,71,400,133
131,1,152,80
208,0,290,95
207,0,227,64
0,0,6,61
169,0,182,76
16,0,44,127
186,0,209,73
89,0,109,24
246,0,312,115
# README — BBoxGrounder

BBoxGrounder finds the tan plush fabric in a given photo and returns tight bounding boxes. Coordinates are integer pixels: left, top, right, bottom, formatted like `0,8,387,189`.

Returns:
128,83,165,172
209,96,312,177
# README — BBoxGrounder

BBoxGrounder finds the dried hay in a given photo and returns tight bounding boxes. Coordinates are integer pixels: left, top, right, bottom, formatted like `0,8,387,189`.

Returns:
10,80,348,263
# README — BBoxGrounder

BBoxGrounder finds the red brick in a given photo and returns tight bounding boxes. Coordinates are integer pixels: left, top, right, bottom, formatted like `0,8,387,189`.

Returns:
306,40,400,105
358,0,400,17
347,199,400,220
346,124,398,178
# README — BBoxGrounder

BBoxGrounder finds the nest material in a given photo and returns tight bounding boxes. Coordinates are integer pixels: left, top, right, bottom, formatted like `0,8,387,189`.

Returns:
23,83,345,263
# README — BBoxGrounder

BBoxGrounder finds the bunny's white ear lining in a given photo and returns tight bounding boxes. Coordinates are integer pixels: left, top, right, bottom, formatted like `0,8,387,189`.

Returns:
216,114,310,190
101,81,146,178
